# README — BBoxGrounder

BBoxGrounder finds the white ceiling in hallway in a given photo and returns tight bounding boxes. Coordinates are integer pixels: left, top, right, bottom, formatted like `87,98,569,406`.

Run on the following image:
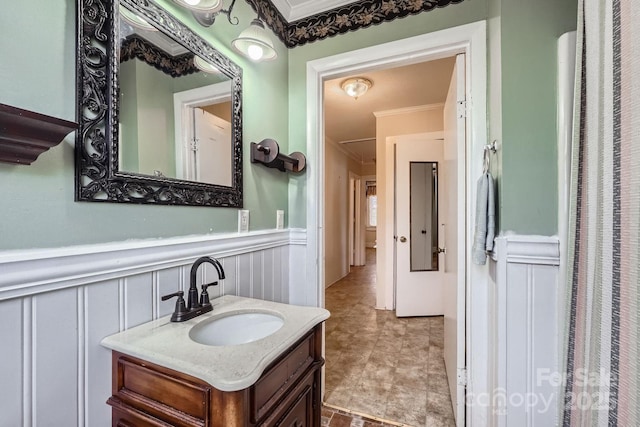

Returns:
269,0,361,22
323,57,456,165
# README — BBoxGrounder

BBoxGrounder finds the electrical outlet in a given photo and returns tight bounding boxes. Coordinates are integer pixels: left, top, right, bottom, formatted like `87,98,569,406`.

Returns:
276,210,285,230
238,210,249,233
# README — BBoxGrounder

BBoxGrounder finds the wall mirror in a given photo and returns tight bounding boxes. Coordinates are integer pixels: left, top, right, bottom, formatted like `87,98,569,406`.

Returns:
410,162,439,271
76,0,243,207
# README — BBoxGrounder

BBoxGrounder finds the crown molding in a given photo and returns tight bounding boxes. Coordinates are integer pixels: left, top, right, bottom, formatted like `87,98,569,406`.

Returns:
253,0,466,48
269,0,358,22
373,103,445,118
120,35,198,78
327,137,366,164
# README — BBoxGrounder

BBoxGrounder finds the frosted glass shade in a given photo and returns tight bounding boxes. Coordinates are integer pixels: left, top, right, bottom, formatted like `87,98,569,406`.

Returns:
232,19,277,62
341,78,373,99
173,0,223,13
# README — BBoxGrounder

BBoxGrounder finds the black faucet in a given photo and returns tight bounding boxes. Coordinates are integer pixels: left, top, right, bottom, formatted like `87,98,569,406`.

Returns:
161,256,225,322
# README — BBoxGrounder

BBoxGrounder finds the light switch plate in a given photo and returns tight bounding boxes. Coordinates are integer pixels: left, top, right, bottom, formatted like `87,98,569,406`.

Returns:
238,210,249,233
276,210,284,230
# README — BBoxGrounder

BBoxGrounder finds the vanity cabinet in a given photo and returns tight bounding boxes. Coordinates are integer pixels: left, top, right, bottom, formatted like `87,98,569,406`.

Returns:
107,325,323,427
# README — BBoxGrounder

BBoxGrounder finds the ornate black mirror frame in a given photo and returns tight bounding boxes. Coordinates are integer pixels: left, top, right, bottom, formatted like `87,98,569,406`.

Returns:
76,0,243,207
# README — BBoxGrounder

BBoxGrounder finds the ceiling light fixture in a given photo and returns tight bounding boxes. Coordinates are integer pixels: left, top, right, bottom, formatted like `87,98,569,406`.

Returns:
172,0,239,27
231,19,277,62
341,78,373,100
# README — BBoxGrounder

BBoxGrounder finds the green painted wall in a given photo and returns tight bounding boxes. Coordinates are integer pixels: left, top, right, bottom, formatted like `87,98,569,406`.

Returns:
119,60,140,171
0,0,578,251
286,0,577,235
499,0,578,235
0,0,289,250
135,60,176,177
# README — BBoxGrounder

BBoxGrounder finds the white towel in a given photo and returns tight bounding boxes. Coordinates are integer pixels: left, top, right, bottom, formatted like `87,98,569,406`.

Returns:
472,172,496,265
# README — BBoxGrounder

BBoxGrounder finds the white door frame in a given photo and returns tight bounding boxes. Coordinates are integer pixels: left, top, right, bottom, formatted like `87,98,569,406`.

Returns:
306,21,489,426
173,80,232,181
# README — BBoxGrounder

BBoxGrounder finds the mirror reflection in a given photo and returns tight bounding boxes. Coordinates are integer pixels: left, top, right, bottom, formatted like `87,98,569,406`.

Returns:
410,162,439,271
118,4,233,186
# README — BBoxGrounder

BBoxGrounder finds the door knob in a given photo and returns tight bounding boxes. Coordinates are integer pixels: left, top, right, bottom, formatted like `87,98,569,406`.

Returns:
437,247,446,254
399,236,407,242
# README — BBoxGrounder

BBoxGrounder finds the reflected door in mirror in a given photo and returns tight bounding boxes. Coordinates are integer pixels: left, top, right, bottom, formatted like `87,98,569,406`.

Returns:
191,107,232,186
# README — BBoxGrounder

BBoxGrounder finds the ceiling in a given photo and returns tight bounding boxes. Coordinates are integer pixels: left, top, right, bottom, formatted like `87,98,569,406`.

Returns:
323,57,456,164
269,0,361,21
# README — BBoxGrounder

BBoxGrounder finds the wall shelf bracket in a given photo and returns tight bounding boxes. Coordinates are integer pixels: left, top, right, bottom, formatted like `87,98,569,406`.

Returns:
250,139,306,173
0,103,78,165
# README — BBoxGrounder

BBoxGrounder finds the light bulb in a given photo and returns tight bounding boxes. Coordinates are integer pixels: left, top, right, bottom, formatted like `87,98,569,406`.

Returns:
184,0,201,4
247,44,264,61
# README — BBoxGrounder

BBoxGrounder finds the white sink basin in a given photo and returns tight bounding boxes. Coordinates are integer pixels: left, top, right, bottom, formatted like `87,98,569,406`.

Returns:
189,312,284,346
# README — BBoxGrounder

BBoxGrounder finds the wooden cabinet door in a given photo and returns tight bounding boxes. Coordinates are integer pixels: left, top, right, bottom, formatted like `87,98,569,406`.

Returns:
273,382,313,427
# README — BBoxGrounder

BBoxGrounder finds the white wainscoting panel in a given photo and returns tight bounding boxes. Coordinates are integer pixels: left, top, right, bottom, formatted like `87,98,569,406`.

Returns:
289,229,312,306
1,298,23,426
491,235,561,427
0,229,304,427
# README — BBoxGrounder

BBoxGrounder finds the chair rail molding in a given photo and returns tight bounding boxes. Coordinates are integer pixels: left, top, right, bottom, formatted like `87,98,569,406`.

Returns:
0,229,304,301
491,234,561,265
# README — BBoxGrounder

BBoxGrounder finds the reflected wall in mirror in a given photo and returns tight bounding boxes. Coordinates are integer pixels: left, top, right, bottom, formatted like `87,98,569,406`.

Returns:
410,162,439,271
76,0,243,207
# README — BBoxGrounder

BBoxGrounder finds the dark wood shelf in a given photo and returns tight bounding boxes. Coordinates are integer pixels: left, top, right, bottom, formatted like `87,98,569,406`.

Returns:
0,103,78,165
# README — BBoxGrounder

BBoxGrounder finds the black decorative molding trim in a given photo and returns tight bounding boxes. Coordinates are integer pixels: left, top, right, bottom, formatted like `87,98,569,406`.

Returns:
251,0,465,48
120,35,198,78
76,0,243,207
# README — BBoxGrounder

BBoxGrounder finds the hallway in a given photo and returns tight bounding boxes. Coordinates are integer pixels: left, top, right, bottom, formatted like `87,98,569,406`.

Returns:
324,249,455,427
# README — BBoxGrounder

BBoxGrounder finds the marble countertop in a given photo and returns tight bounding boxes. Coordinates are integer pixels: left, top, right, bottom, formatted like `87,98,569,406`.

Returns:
101,295,330,391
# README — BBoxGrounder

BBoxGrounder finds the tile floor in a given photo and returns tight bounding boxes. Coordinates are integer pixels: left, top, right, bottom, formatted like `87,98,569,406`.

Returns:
323,249,455,427
322,405,402,426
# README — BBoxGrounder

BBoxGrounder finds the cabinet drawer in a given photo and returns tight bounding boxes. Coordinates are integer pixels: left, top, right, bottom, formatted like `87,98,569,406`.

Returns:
112,407,175,427
113,354,210,426
250,330,316,423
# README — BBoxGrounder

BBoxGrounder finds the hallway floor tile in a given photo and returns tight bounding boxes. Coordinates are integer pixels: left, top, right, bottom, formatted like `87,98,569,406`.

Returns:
324,250,455,427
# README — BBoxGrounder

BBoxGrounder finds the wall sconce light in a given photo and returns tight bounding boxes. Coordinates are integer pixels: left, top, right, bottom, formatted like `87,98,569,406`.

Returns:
231,19,277,62
341,77,373,100
173,0,239,26
193,56,221,74
120,6,158,31
174,0,277,63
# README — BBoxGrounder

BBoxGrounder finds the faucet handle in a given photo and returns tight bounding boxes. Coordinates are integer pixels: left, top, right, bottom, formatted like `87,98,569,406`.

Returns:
199,282,218,307
161,291,189,321
161,290,184,301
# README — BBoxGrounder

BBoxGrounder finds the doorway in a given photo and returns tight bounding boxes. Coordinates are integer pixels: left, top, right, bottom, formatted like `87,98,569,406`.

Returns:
307,21,488,426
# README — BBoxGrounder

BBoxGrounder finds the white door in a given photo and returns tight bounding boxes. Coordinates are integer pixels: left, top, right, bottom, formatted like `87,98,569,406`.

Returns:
395,137,444,317
443,53,466,426
193,108,232,186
